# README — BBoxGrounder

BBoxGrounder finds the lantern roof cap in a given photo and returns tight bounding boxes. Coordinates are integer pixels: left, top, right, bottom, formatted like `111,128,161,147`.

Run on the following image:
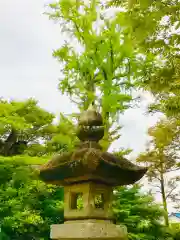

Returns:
39,106,147,186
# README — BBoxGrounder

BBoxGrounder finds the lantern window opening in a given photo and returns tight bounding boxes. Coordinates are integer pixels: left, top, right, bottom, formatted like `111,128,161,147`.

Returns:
94,193,105,209
71,192,84,210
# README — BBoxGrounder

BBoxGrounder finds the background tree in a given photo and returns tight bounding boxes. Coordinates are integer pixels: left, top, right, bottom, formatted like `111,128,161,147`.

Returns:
0,157,64,240
47,0,148,150
46,113,78,155
170,223,180,240
107,0,180,118
137,119,180,226
113,184,173,240
0,99,55,156
0,99,76,157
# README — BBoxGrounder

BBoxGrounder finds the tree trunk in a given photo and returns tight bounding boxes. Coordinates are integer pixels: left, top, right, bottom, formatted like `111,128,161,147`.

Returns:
3,129,17,156
159,155,169,226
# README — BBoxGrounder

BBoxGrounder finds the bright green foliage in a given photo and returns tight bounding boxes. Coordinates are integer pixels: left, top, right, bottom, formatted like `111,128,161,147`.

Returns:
107,0,180,118
0,99,76,157
0,98,55,137
113,148,133,158
47,0,147,149
46,113,78,154
0,99,55,156
0,155,49,165
170,223,180,240
113,184,173,240
137,119,180,226
144,56,180,118
47,0,180,149
0,157,64,240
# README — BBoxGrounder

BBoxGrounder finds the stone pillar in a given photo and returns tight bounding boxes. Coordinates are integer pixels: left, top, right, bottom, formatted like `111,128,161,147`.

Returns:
51,220,128,240
50,182,128,240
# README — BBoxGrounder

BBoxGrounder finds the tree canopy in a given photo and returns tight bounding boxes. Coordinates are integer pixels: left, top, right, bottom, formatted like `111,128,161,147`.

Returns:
137,119,180,226
0,157,64,240
47,0,149,149
113,184,173,240
107,0,180,118
0,99,55,156
0,99,77,157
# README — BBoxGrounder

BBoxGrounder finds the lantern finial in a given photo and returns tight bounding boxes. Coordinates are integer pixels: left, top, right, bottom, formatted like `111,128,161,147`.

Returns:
77,104,104,142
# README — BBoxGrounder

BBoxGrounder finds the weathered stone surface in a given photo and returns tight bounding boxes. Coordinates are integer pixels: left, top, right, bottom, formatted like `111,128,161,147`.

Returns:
39,105,147,187
63,182,113,221
51,220,128,240
39,145,147,186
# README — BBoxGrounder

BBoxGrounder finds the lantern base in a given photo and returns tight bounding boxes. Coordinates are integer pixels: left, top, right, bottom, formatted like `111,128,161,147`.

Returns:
50,220,128,240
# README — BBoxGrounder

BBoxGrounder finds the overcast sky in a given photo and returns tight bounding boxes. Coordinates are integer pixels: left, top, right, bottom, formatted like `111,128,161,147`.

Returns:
0,0,162,158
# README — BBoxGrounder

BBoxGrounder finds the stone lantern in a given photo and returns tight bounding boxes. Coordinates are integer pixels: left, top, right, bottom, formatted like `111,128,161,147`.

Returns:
39,105,147,240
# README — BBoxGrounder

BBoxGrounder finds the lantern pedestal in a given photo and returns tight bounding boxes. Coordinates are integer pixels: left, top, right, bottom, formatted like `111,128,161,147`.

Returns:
51,220,128,240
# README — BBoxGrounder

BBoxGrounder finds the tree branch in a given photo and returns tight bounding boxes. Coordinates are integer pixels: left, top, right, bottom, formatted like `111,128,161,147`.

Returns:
150,184,162,190
166,186,178,200
166,167,180,173
110,38,114,73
